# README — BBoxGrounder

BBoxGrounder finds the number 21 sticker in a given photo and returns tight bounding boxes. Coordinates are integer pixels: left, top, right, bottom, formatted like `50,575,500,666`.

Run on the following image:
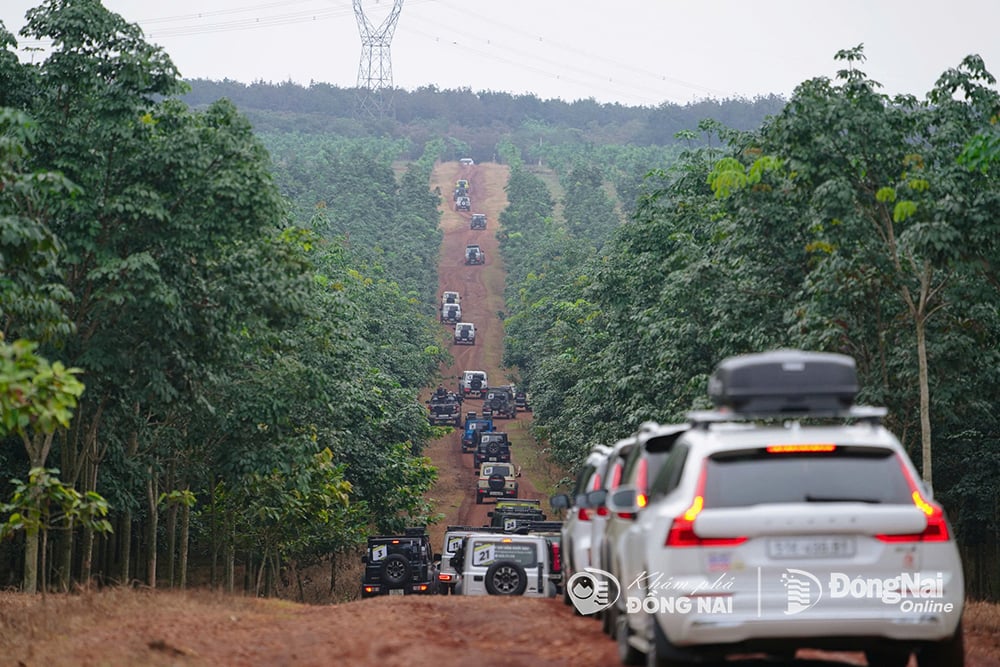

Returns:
473,543,495,565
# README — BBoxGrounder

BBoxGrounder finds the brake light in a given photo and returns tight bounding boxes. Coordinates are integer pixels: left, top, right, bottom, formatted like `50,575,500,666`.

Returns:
417,584,428,591
766,444,837,453
610,462,623,489
551,543,561,572
596,505,610,517
876,457,950,543
577,507,592,521
665,464,747,548
364,586,376,593
438,573,453,582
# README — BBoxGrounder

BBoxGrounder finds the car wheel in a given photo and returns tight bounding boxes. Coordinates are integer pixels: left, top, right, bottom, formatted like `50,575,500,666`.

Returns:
603,600,617,637
864,650,912,667
487,442,499,455
918,624,965,667
616,613,644,666
380,554,411,587
484,560,528,596
647,617,691,667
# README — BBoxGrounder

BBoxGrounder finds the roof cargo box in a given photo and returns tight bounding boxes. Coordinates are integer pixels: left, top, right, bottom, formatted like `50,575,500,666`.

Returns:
708,349,858,415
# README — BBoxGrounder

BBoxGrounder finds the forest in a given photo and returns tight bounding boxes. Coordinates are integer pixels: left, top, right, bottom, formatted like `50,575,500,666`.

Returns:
3,0,1000,602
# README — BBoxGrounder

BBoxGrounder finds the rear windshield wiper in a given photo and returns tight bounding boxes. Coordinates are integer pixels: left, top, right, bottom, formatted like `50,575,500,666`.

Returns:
804,494,881,503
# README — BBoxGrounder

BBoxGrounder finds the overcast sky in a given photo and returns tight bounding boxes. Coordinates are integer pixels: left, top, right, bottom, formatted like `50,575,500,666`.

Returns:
3,0,1000,107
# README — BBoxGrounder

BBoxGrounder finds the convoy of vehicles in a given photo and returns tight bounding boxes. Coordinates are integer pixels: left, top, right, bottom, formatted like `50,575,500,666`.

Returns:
362,163,967,665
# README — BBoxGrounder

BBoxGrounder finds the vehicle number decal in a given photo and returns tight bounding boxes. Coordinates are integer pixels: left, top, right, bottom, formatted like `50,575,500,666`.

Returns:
504,518,518,531
447,536,464,553
371,544,387,562
472,543,495,566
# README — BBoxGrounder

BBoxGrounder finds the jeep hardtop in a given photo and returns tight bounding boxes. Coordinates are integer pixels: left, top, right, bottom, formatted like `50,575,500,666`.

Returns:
476,461,521,504
361,527,439,597
474,431,511,468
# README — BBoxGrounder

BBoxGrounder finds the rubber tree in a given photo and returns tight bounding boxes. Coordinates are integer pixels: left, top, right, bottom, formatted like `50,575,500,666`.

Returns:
0,338,84,592
753,46,1000,487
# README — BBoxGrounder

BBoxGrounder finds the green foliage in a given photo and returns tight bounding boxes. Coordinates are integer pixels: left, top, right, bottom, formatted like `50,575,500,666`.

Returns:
0,467,111,541
0,337,83,439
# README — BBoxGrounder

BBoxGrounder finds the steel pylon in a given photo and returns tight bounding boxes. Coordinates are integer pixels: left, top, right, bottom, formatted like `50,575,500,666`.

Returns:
354,0,404,118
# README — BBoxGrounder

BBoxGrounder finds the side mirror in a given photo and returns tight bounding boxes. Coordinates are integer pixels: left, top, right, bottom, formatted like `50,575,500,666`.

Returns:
361,554,368,564
606,486,641,516
586,489,608,507
516,466,523,478
549,493,570,510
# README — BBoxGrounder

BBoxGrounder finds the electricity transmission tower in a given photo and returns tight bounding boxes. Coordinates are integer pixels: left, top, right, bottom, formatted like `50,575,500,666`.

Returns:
353,0,404,118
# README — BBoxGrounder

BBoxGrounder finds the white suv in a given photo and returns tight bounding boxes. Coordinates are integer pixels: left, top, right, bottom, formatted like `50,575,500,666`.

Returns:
455,533,555,597
611,350,964,667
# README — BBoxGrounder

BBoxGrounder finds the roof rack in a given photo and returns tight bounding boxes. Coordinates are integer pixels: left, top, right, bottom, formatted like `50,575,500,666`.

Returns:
688,405,887,428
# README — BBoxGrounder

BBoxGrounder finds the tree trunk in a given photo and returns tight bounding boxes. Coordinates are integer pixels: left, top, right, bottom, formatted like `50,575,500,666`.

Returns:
23,529,39,594
915,313,932,488
119,510,132,585
145,469,158,588
166,502,177,587
225,537,235,593
179,500,190,590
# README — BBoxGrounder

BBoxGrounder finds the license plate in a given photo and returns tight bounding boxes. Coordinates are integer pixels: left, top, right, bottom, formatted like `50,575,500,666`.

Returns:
768,537,856,559
388,588,404,596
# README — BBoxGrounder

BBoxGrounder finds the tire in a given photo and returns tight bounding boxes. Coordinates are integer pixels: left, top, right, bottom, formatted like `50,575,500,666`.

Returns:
487,442,499,455
476,494,483,504
380,554,411,587
647,617,691,667
602,600,617,636
918,625,964,666
616,613,644,666
484,560,528,596
488,473,505,491
864,651,912,667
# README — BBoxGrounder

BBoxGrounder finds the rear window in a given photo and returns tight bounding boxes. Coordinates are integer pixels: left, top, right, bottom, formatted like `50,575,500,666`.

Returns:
468,540,538,567
703,447,912,507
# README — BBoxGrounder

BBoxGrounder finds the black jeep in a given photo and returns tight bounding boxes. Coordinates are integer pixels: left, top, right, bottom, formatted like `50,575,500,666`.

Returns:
481,386,516,419
473,431,511,469
361,527,439,598
487,499,548,532
427,393,462,426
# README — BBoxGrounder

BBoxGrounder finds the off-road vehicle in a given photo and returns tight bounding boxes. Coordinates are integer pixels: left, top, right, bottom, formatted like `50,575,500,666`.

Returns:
481,386,516,419
440,302,462,324
462,412,494,452
454,322,476,345
459,157,474,166
441,290,460,307
360,527,439,597
436,525,504,594
473,431,511,468
459,370,488,399
470,213,487,230
514,389,532,412
476,461,521,504
426,393,462,426
464,244,484,265
456,178,470,192
455,195,471,211
452,532,556,597
487,498,548,532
